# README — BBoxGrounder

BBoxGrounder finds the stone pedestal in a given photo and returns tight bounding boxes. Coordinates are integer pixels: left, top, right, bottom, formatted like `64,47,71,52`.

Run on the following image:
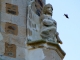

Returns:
28,41,66,60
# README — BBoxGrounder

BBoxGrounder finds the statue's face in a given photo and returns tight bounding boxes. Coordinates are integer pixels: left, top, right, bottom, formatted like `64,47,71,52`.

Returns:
43,4,53,16
46,6,53,15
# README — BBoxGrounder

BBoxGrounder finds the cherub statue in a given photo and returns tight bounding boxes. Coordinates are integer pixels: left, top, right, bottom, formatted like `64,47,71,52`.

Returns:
40,4,62,44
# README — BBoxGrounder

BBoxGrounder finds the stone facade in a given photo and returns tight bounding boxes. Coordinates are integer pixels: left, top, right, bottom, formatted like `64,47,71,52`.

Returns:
0,0,28,60
0,0,65,60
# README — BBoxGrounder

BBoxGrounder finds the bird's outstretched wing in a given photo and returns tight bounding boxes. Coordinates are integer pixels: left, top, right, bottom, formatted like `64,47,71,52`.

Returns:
64,14,69,19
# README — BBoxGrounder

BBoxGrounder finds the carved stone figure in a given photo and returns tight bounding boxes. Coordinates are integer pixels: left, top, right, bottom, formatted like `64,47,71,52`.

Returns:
40,4,62,44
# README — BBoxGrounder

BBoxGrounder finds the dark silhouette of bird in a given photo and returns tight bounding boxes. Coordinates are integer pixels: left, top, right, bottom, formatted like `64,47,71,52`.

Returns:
64,14,69,19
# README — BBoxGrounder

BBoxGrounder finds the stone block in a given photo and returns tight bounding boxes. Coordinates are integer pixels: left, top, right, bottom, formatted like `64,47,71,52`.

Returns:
0,56,25,60
1,32,27,47
1,0,11,3
1,22,6,33
28,48,45,60
11,35,27,47
1,12,11,22
1,22,18,35
6,3,18,15
18,7,27,17
1,0,27,16
1,1,11,13
0,4,1,12
5,22,18,35
11,15,26,27
1,2,6,13
0,41,5,55
4,42,16,58
18,26,26,37
28,43,65,60
28,48,62,60
43,49,62,60
11,0,27,8
1,32,10,43
16,46,28,59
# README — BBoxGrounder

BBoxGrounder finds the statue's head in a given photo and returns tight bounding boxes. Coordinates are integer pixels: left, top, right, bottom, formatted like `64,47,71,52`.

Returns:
42,4,53,16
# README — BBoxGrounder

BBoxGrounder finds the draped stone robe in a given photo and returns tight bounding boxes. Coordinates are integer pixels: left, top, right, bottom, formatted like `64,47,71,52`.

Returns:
40,14,57,43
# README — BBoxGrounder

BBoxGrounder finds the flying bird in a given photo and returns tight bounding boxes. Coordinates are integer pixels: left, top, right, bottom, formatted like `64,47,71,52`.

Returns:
64,14,69,19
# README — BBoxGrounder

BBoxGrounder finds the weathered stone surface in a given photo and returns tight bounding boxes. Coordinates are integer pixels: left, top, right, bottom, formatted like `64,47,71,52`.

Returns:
0,4,1,11
1,0,11,3
18,26,26,37
18,7,27,17
43,49,62,60
0,33,3,41
1,32,27,47
11,0,28,8
16,46,28,59
11,35,27,47
28,42,66,59
0,56,25,60
11,0,28,17
1,22,6,33
28,48,45,60
27,5,41,42
0,41,5,55
11,15,26,27
4,42,16,58
1,0,11,13
28,48,62,60
1,12,11,23
0,0,66,60
0,42,28,60
1,32,10,43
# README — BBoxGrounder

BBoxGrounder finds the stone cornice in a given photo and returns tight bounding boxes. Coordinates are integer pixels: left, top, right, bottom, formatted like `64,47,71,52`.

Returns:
27,39,46,45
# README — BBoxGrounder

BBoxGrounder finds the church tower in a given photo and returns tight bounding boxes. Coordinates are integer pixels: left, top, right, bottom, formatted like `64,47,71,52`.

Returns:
0,0,66,60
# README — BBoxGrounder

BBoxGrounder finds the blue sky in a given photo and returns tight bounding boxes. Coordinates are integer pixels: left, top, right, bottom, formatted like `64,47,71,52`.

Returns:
46,0,80,60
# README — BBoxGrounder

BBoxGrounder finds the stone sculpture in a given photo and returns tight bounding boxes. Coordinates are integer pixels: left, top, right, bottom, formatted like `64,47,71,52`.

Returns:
40,4,62,44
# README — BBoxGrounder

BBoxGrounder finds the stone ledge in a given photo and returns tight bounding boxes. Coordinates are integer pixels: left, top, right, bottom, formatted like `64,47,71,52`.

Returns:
27,39,57,45
27,39,46,45
27,39,66,59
